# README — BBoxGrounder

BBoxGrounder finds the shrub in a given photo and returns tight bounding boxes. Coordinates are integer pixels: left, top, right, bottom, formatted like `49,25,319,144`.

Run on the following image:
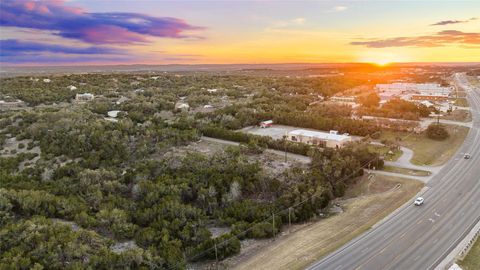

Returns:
371,131,381,139
426,124,449,140
249,222,275,238
190,234,241,261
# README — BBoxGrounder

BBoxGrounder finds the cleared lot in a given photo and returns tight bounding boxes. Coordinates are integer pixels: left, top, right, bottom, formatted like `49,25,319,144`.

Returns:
229,174,423,270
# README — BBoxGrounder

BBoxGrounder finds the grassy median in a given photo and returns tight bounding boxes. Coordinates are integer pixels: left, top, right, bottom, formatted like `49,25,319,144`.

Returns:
383,165,431,177
380,124,469,166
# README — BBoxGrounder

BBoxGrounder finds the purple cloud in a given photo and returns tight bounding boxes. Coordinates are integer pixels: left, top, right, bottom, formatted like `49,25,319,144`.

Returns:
0,39,122,56
350,30,480,48
0,39,130,64
0,0,203,45
0,54,134,64
430,17,477,26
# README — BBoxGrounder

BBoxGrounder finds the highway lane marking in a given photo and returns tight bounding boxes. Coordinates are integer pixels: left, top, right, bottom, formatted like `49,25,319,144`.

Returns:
433,238,438,244
334,265,343,270
414,255,421,261
417,220,423,225
399,232,406,239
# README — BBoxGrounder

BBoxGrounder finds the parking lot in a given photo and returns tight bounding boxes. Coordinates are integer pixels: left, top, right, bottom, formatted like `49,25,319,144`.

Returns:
240,125,301,140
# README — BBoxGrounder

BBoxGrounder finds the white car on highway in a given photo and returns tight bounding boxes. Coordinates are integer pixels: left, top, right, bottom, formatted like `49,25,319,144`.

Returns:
414,197,424,206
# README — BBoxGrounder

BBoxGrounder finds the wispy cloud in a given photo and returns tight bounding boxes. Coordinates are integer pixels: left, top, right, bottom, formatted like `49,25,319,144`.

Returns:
324,5,347,13
0,0,204,45
264,17,306,32
350,30,480,48
291,17,306,25
270,17,306,28
430,17,477,26
333,5,348,12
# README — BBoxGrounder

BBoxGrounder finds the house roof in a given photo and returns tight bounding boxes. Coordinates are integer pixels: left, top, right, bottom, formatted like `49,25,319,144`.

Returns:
107,110,121,118
288,129,350,142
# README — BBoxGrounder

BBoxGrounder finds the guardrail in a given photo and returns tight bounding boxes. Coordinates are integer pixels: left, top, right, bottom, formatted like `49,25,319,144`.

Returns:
457,221,480,260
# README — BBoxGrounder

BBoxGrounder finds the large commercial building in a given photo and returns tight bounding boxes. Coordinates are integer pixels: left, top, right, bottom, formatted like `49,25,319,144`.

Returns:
287,129,351,148
376,83,452,101
410,94,449,102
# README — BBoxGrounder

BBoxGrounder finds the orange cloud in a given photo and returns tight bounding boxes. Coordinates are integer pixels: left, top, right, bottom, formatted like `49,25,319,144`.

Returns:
351,30,480,48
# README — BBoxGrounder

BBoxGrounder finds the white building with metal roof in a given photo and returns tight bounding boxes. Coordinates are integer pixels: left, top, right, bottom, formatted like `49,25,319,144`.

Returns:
287,129,351,148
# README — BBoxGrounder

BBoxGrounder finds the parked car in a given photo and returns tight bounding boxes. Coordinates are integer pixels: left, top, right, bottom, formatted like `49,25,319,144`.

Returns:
414,197,424,206
464,153,471,159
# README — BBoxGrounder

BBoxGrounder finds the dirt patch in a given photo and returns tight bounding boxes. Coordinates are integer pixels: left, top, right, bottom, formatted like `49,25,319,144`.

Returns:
111,241,139,254
228,174,423,270
1,136,42,171
454,98,469,107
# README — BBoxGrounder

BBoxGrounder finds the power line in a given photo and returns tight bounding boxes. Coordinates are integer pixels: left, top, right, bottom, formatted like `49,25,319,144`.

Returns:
169,128,419,269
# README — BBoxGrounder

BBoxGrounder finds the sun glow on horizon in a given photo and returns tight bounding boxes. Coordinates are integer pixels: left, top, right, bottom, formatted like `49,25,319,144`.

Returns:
358,51,410,66
370,59,392,66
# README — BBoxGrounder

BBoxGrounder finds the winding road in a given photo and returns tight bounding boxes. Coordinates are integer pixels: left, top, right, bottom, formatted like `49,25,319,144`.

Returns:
306,73,480,270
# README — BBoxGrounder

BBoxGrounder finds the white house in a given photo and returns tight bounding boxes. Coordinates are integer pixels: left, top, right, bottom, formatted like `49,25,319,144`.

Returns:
207,88,218,93
116,96,129,105
67,85,77,91
287,129,351,148
175,102,190,111
0,99,26,110
75,93,94,102
330,96,355,103
107,110,122,118
43,78,51,83
419,100,434,108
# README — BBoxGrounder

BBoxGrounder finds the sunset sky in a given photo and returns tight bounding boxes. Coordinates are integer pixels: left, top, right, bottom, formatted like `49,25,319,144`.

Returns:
1,0,479,65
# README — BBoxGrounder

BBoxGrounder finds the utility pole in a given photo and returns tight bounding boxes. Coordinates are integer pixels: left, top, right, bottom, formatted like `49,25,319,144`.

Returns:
214,239,218,270
283,135,287,163
272,212,276,238
288,207,292,233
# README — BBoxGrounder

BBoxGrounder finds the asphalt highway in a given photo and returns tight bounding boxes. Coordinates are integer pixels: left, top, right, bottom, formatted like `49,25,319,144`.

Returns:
307,73,480,270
